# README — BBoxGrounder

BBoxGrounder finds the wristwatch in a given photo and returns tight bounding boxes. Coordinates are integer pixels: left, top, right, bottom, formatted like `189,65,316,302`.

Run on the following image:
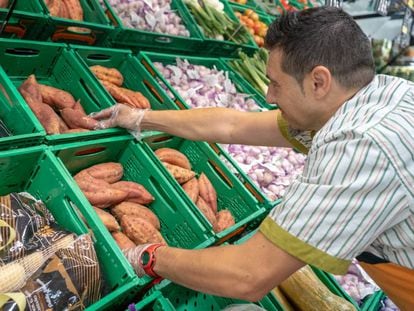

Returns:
140,243,165,278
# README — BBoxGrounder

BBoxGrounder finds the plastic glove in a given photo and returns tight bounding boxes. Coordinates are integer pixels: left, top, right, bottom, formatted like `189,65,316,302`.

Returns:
90,103,148,132
122,243,165,278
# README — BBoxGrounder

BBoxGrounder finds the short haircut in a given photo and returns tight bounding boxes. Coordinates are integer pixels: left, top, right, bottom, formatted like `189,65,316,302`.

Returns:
265,7,375,89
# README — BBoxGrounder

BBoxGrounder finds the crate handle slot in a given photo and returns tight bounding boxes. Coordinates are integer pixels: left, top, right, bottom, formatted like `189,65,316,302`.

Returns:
174,98,186,110
149,135,174,145
64,197,96,242
86,53,111,61
214,225,246,245
242,182,265,203
52,27,96,45
79,78,102,108
104,6,119,26
143,79,164,105
4,24,26,38
5,47,39,56
149,175,178,213
154,36,173,44
74,146,106,156
207,159,233,188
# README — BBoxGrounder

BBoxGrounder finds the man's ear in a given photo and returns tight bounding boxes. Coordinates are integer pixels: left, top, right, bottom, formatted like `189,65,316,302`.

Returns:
309,66,332,99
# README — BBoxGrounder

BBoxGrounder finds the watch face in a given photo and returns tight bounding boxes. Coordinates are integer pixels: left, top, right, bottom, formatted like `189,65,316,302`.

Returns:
141,250,151,266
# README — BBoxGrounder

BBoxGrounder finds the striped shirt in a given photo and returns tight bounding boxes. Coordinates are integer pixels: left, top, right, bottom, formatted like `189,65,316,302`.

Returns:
259,75,414,274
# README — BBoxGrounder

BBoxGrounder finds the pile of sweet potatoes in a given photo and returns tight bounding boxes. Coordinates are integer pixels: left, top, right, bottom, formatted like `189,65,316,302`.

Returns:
73,162,166,250
18,75,98,134
45,0,83,22
155,147,236,233
89,65,151,109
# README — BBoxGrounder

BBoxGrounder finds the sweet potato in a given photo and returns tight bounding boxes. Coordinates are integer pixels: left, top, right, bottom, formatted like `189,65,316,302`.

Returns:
132,91,151,109
111,202,160,230
62,0,82,20
162,162,195,184
111,181,154,205
19,75,62,134
19,75,42,102
85,162,124,184
45,0,61,17
58,0,70,19
60,108,99,130
93,207,120,232
20,88,61,135
58,115,69,132
84,188,128,209
74,172,128,208
73,100,87,115
213,210,235,233
111,231,136,250
196,196,217,228
198,173,217,214
90,65,124,87
121,216,166,245
100,80,137,108
0,0,9,8
39,84,76,109
155,148,191,170
182,177,199,203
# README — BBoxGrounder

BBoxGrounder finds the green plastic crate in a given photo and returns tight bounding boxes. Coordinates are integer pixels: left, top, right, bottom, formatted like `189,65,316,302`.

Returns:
133,291,176,311
0,1,49,40
144,280,284,311
136,51,272,110
227,0,267,15
0,38,127,145
205,142,281,211
141,133,268,244
102,0,203,54
0,146,141,311
179,0,258,57
37,0,114,45
230,2,275,26
312,267,385,311
71,45,182,112
0,66,45,150
51,134,215,261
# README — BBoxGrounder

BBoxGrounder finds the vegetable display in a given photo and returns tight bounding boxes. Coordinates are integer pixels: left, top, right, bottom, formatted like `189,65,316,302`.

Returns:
18,75,97,134
221,144,305,200
44,0,90,32
153,59,263,111
72,161,167,247
228,49,269,96
89,65,151,108
106,0,190,37
155,147,236,233
334,261,380,305
185,0,251,43
234,8,268,47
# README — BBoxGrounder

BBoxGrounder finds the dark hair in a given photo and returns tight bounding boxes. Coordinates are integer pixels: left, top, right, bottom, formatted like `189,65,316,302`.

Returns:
265,7,375,89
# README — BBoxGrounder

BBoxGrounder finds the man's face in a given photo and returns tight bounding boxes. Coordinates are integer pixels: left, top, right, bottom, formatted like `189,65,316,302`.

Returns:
266,49,317,130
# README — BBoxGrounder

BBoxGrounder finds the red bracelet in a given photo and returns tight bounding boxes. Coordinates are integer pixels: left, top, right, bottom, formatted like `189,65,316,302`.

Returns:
140,243,165,278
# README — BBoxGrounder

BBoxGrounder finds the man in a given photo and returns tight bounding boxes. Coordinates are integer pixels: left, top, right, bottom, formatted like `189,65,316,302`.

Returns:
92,7,413,309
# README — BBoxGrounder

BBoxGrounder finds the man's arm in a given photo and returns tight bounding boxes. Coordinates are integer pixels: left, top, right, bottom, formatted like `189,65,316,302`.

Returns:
92,104,293,147
153,231,304,301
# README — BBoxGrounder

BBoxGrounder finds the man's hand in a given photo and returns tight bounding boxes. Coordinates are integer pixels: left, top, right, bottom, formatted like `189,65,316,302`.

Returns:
122,243,166,278
90,103,148,131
